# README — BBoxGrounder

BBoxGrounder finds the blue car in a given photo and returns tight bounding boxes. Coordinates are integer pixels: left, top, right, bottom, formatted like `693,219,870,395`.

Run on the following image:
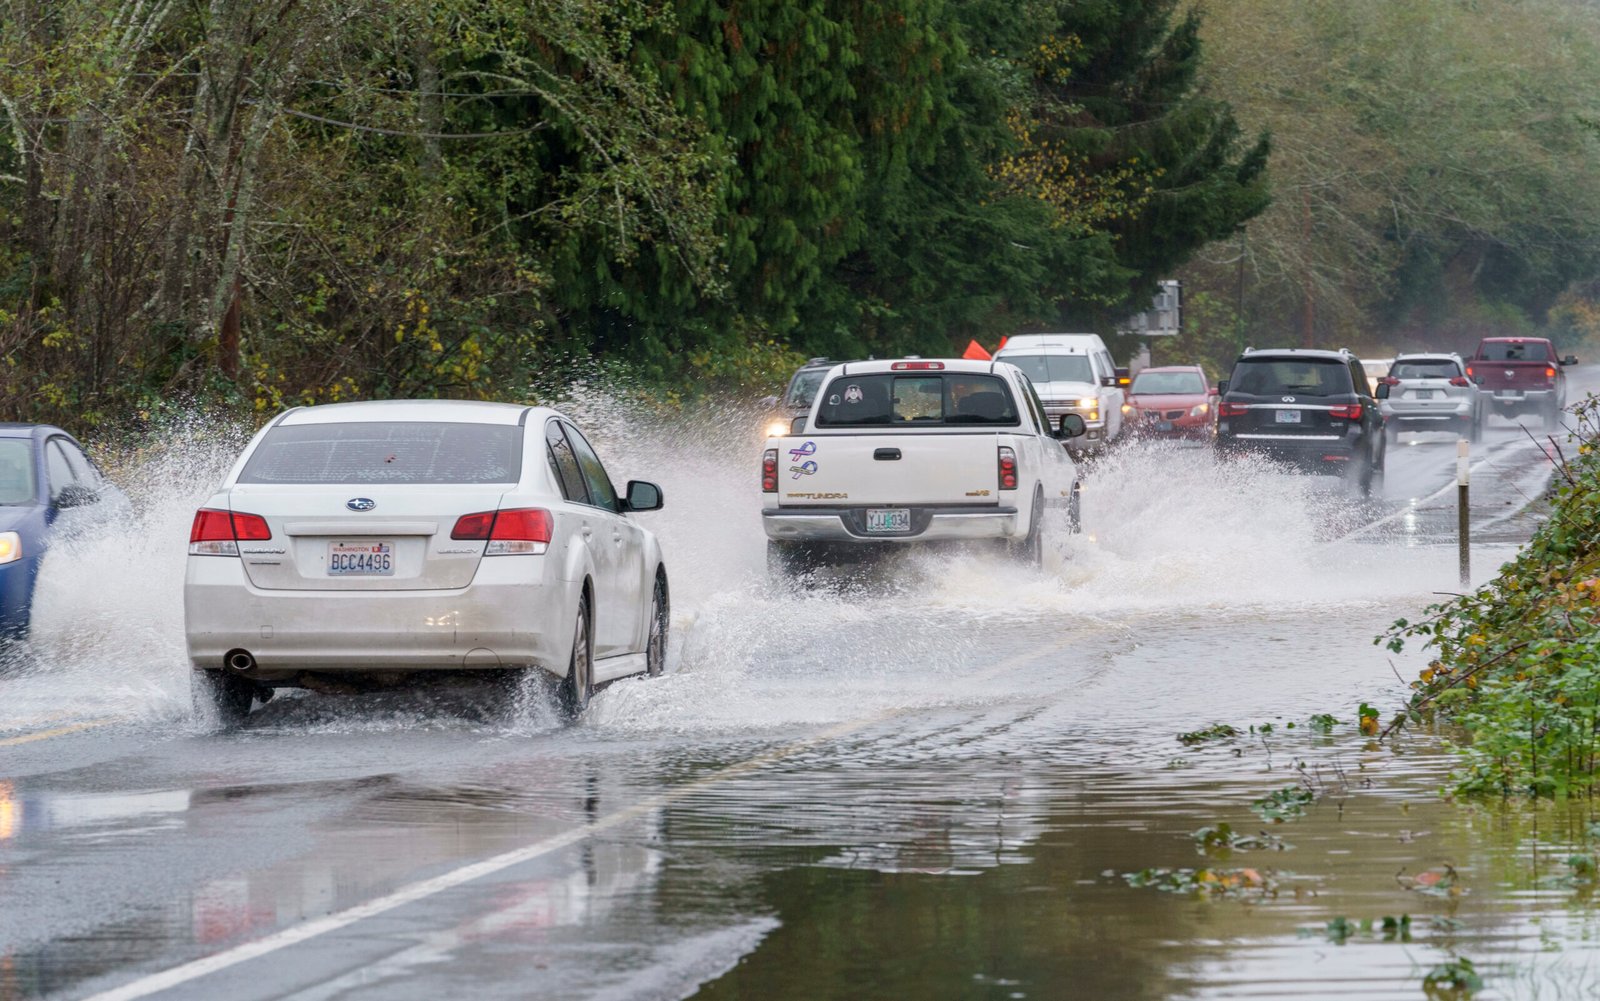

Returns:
0,424,124,641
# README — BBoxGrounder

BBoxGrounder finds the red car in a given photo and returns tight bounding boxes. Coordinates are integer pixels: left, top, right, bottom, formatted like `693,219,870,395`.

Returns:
1122,365,1217,438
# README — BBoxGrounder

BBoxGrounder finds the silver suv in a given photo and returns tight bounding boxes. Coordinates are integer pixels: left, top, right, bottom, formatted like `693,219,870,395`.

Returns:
1376,353,1484,442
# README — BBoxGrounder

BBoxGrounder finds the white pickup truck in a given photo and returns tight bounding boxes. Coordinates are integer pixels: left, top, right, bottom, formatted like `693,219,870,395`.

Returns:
761,359,1086,576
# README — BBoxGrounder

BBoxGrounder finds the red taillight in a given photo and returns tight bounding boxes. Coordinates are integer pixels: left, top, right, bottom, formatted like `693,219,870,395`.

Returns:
891,360,945,370
1545,366,1557,379
451,508,552,555
188,508,269,556
1448,376,1470,387
1465,365,1476,378
1218,402,1250,418
1330,403,1363,420
762,449,778,492
997,446,1018,490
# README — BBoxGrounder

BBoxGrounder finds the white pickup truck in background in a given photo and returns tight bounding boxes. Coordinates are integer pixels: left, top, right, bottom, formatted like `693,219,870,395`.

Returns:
761,359,1086,576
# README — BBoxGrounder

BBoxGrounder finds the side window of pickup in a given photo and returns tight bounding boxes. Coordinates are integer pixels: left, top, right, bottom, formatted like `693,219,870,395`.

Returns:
1022,378,1050,434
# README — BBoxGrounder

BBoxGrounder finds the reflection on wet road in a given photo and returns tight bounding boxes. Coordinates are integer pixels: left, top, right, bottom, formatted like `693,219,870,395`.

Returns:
2,375,1597,1000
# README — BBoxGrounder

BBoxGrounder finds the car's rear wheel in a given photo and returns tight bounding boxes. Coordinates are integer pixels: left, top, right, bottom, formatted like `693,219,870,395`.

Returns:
1545,400,1562,431
559,593,593,718
1010,490,1044,567
1068,481,1082,535
193,669,253,727
646,573,668,678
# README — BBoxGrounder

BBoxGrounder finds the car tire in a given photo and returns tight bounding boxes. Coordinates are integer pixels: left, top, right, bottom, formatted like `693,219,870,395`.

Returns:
1068,481,1082,535
559,592,593,718
1545,400,1562,431
646,572,668,678
193,669,253,727
1010,490,1044,567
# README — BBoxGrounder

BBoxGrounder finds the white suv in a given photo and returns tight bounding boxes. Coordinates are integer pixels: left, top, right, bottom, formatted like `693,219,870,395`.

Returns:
994,334,1125,450
1377,352,1485,442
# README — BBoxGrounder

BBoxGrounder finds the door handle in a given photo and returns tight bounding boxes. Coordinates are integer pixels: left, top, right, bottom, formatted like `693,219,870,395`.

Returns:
874,448,901,461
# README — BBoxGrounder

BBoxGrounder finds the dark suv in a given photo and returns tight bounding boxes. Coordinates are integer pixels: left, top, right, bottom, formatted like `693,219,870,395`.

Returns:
1214,348,1387,493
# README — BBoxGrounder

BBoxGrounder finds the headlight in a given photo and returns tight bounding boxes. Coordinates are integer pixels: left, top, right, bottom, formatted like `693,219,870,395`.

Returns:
1121,403,1133,414
0,532,19,565
764,419,789,438
1191,403,1208,416
1078,397,1098,408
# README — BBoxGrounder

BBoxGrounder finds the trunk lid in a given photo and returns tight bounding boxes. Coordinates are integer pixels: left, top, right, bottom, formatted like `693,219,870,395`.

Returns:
1470,360,1553,392
226,484,506,590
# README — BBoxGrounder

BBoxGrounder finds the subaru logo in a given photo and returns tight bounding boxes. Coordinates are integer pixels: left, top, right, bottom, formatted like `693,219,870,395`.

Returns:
346,498,376,512
1282,395,1296,403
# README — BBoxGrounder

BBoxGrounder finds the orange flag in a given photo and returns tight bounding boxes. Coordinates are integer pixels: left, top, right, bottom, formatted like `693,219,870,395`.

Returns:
962,339,992,360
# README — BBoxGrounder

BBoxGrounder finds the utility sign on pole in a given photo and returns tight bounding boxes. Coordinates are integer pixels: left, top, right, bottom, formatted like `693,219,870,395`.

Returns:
1118,280,1183,338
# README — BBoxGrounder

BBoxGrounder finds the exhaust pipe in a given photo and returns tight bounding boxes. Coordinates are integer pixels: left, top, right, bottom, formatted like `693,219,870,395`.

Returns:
226,650,256,673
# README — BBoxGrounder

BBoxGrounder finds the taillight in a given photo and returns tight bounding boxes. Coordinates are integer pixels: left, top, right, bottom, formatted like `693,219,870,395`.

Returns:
451,508,553,555
997,446,1018,490
890,361,945,371
762,449,778,492
1465,365,1476,379
1330,403,1363,420
1545,366,1557,379
1448,376,1470,387
1218,402,1250,418
188,508,270,556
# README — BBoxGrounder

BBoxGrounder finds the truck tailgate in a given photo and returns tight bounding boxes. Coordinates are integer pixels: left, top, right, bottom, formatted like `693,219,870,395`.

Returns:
1473,361,1551,392
776,433,1002,506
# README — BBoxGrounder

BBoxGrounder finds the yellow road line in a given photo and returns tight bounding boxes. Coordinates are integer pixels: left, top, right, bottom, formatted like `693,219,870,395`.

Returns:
0,717,125,748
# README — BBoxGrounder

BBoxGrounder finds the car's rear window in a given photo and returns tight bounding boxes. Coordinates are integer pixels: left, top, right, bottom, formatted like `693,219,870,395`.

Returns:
815,373,1020,427
1391,359,1461,380
0,438,36,505
1131,371,1206,395
1227,359,1353,397
239,421,522,484
1477,341,1550,362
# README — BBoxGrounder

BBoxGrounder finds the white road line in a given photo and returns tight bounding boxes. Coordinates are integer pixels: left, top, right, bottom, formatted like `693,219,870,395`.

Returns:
82,638,1077,1001
1333,435,1551,543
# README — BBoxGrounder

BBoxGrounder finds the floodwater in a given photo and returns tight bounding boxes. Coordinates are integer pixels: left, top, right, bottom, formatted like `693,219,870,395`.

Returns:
1,377,1597,1000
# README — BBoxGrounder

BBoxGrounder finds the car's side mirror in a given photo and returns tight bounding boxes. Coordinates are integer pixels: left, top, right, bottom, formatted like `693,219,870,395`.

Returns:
1563,355,1578,367
624,480,664,512
1216,380,1230,396
54,484,99,510
1375,382,1391,400
1209,386,1220,396
790,416,807,434
1058,414,1088,439
1099,375,1117,388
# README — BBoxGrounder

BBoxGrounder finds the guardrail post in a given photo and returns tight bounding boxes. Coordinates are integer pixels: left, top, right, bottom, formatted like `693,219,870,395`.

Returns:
1457,438,1471,589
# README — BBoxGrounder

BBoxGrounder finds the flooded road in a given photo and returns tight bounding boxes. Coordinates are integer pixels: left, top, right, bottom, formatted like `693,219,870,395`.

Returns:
2,374,1597,1000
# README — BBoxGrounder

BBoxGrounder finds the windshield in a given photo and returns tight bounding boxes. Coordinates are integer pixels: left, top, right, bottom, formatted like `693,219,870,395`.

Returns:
1227,359,1353,397
1477,341,1550,362
815,373,1019,427
0,439,36,505
1391,359,1461,380
1131,371,1206,395
239,421,523,484
784,369,828,409
1002,354,1094,386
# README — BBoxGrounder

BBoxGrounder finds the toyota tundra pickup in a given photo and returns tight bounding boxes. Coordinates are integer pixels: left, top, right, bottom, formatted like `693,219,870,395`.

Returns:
760,359,1086,577
1467,337,1578,428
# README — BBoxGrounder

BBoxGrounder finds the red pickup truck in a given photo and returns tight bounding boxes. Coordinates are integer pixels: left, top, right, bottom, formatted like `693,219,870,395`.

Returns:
1467,337,1577,428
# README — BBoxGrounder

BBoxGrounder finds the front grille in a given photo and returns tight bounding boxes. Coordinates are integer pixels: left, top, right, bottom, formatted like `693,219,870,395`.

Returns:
1165,409,1184,420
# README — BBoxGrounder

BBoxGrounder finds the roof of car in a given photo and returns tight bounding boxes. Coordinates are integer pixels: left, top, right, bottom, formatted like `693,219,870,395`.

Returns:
1479,336,1550,343
1239,348,1351,361
0,422,61,438
1134,365,1204,373
830,359,1008,376
276,400,534,426
1392,352,1463,361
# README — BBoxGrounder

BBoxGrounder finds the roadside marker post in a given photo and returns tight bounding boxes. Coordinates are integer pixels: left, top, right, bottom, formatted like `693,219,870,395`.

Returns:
1458,438,1471,589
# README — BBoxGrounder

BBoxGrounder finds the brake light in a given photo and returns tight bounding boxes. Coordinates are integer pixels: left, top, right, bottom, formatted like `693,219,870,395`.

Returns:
188,508,270,556
1546,366,1557,379
1330,403,1363,420
1218,402,1250,418
997,446,1018,490
1448,376,1470,387
451,508,553,555
891,361,945,370
1465,365,1476,378
762,449,778,492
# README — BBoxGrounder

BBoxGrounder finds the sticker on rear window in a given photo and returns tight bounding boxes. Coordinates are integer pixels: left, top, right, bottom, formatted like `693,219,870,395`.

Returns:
844,384,863,404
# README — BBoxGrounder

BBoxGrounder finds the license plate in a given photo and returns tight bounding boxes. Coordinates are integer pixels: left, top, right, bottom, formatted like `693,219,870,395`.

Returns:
1155,421,1174,432
1275,410,1302,424
328,541,395,576
865,508,911,534
1414,389,1434,399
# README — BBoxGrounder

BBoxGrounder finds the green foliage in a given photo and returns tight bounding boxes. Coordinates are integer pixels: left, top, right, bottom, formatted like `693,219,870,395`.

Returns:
1190,823,1290,853
1382,396,1600,797
1177,722,1240,745
1250,785,1314,822
1120,865,1288,898
1422,957,1483,998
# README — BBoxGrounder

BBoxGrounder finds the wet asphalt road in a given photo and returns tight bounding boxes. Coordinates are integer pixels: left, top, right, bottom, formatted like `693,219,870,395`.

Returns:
2,373,1596,1001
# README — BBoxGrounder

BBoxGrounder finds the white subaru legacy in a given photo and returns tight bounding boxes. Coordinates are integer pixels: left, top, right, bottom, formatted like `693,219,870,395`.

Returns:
184,400,668,723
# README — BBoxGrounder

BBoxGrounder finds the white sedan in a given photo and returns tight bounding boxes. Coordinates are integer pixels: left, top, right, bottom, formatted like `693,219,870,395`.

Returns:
183,400,668,723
